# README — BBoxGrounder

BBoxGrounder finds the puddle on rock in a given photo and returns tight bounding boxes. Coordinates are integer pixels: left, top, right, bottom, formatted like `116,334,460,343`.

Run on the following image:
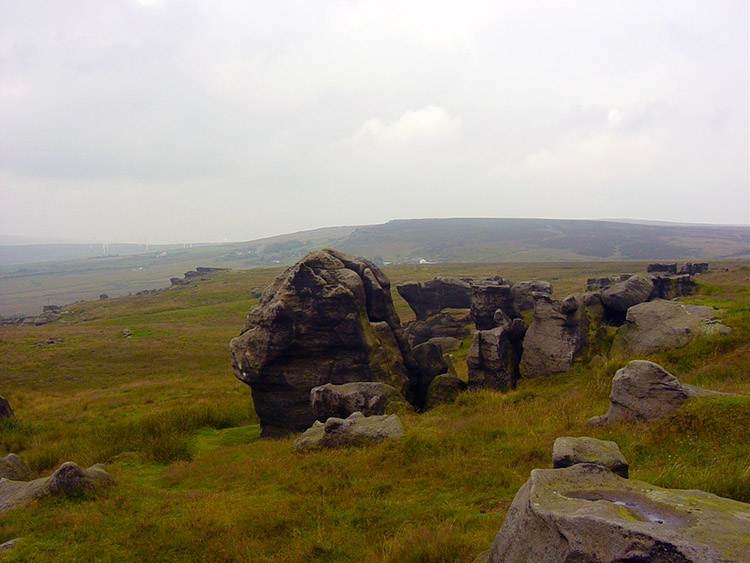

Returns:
564,489,696,527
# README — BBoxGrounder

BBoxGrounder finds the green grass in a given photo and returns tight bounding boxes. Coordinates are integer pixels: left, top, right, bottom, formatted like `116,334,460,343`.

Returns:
0,264,748,561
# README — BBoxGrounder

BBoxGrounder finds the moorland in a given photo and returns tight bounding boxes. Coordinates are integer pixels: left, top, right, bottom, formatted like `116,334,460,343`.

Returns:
0,258,749,561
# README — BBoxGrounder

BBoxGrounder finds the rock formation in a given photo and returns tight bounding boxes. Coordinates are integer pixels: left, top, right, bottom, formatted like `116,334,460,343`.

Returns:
599,274,654,313
552,437,628,478
612,300,732,357
0,397,13,420
650,273,697,300
410,342,449,408
470,281,519,330
483,463,750,563
424,374,467,410
0,454,33,482
310,382,411,420
467,318,522,391
401,311,471,347
647,263,677,274
588,360,729,425
520,292,604,378
680,262,709,275
0,462,114,516
396,277,472,320
292,412,404,452
509,280,552,313
230,249,414,436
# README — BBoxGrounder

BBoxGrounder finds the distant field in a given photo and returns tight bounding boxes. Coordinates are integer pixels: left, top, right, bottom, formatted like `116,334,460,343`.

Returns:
0,262,747,561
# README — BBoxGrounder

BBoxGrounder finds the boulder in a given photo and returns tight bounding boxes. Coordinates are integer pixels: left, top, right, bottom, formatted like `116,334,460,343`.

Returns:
411,342,449,408
586,274,632,291
600,274,654,313
587,360,728,425
510,280,552,313
467,326,520,391
483,463,750,563
520,292,604,378
426,336,462,353
310,382,411,420
230,249,414,436
0,396,13,420
650,274,697,300
647,263,677,274
402,312,471,347
471,282,519,330
0,462,114,516
552,437,628,478
680,262,709,275
424,374,467,410
396,277,472,321
612,300,732,357
292,412,404,452
0,454,33,482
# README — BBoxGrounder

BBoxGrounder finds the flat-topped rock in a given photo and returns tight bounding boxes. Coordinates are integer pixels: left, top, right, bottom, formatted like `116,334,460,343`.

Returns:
552,436,628,478
484,463,750,563
396,277,472,321
292,412,404,452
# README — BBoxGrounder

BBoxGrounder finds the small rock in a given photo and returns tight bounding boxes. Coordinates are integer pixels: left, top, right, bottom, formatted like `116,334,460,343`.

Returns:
0,454,33,481
552,436,629,478
292,412,404,452
424,374,467,410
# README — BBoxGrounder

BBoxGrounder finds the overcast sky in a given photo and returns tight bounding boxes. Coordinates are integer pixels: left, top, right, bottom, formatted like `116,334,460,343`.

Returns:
1,0,748,243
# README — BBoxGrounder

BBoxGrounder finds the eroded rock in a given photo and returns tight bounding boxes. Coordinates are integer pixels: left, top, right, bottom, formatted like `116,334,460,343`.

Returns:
552,436,628,478
396,277,472,321
467,326,520,391
292,412,404,452
310,382,411,420
600,274,654,313
484,463,750,563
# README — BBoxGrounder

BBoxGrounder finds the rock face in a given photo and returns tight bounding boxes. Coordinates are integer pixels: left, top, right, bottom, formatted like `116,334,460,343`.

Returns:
410,342,449,407
0,462,114,516
0,454,33,482
424,374,467,410
613,300,732,357
650,274,697,300
467,326,521,391
0,397,13,420
484,463,750,563
600,274,654,313
396,277,472,321
292,412,404,452
587,360,727,425
520,292,604,378
552,437,628,478
402,311,471,347
471,282,519,330
230,249,413,436
310,382,411,420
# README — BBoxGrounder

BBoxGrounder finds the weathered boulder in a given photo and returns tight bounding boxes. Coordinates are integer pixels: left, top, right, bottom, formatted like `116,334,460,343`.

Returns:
484,463,750,563
552,437,628,478
510,280,552,313
396,277,472,321
402,312,471,347
426,336,462,353
647,263,677,274
680,262,709,275
586,274,632,292
230,249,413,436
0,454,33,482
467,326,520,391
520,292,605,378
424,374,467,410
650,273,697,300
600,274,654,313
471,282,519,330
612,300,732,357
0,462,114,515
310,382,411,420
292,412,404,452
587,360,728,425
411,342,449,408
0,397,13,420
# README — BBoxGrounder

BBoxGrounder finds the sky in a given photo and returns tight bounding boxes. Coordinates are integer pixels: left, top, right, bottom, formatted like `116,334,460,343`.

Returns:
1,0,748,243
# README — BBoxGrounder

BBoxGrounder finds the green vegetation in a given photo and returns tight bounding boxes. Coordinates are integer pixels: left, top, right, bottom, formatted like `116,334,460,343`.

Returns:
0,265,748,561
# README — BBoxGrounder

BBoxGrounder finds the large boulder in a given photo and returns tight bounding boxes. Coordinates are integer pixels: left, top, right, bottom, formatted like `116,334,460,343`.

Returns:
552,437,628,478
612,300,732,357
510,280,552,313
680,262,708,275
471,282,519,330
586,274,631,291
292,412,404,452
0,462,114,516
424,374,467,410
467,326,521,391
599,274,654,313
650,274,697,300
0,397,13,420
520,292,604,378
402,311,471,347
310,382,411,420
0,454,33,482
587,360,729,425
230,249,414,436
396,277,472,321
483,463,750,563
